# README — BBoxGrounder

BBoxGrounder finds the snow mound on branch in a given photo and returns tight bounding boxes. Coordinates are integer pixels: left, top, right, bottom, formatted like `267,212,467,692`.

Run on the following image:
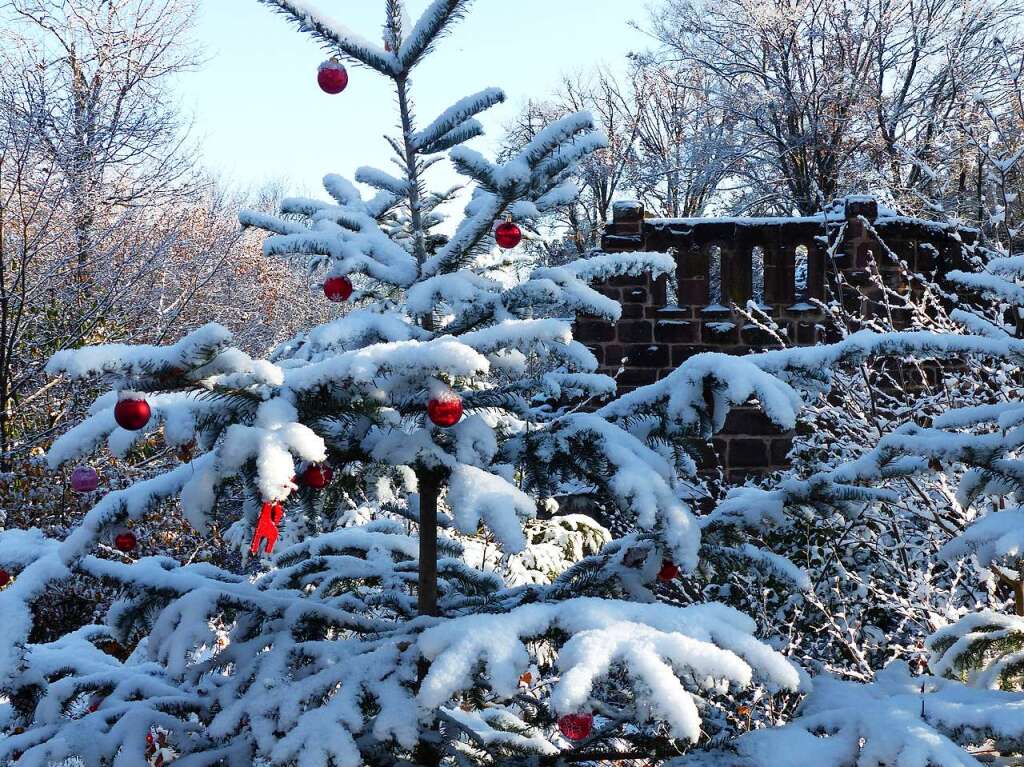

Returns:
46,323,232,379
418,598,800,740
728,664,1024,767
939,508,1024,566
447,465,536,552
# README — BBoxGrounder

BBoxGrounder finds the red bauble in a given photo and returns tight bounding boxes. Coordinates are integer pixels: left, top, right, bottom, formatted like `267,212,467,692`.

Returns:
494,221,523,249
114,531,137,553
324,275,354,303
317,60,349,94
302,463,333,489
114,397,151,431
427,394,463,427
0,569,10,588
558,713,593,741
657,560,680,582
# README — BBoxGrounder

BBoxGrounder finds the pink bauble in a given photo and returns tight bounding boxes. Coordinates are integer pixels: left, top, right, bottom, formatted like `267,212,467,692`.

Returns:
71,465,99,493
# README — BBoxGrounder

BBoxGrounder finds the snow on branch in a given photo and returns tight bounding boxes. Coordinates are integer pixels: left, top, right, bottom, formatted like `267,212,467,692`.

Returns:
418,598,800,741
553,414,700,566
257,0,400,74
559,251,676,284
46,323,232,380
397,0,474,70
948,269,1024,305
751,329,1024,378
428,112,604,277
414,88,505,152
282,337,489,391
939,508,1024,567
447,465,536,552
721,664,1024,767
600,352,804,438
355,166,410,196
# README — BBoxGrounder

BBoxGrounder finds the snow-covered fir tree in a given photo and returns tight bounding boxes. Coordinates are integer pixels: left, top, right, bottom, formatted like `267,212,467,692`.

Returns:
0,2,806,765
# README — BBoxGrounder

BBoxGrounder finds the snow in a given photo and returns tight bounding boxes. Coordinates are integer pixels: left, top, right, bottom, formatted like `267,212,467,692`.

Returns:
729,664,1024,767
45,323,231,380
447,464,536,552
419,598,800,731
413,88,505,152
939,508,1024,566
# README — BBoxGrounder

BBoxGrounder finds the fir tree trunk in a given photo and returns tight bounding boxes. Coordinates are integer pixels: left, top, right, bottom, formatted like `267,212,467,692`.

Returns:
417,469,441,617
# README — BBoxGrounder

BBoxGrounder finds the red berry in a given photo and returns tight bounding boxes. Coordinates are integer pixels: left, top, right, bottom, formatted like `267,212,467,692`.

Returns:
323,276,353,302
0,569,10,588
657,560,680,582
114,531,137,553
427,394,463,427
317,60,348,94
494,221,522,249
301,464,333,490
114,397,151,431
558,712,593,741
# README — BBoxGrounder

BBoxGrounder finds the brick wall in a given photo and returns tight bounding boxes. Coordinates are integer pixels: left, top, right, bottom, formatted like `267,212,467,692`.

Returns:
577,196,975,480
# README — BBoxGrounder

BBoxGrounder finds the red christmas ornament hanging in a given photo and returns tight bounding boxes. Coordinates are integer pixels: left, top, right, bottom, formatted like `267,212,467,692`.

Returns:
251,501,284,556
0,569,10,588
494,220,522,249
317,59,349,94
71,465,99,493
558,712,593,741
323,275,354,303
113,531,137,553
301,463,333,489
427,392,463,427
114,396,151,431
657,560,680,582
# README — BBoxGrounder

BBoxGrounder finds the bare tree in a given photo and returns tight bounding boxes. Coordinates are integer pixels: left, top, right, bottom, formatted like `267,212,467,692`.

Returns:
628,56,743,217
2,0,202,267
646,0,1018,217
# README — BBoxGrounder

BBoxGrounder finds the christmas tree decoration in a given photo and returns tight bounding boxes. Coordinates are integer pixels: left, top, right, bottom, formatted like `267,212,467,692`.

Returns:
86,694,104,713
0,569,10,588
317,59,348,94
113,531,138,553
558,713,593,741
427,391,464,427
250,502,284,556
494,220,522,249
323,275,354,302
657,560,680,582
114,395,151,431
301,463,333,489
70,465,99,493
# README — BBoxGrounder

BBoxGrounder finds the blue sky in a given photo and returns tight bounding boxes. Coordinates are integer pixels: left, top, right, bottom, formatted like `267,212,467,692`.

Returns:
182,1,651,195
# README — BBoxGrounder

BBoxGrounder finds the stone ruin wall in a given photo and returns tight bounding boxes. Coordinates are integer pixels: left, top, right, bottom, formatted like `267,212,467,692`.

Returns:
575,196,975,482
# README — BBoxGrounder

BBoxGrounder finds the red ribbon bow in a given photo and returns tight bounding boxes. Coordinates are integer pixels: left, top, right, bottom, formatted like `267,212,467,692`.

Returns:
250,501,284,556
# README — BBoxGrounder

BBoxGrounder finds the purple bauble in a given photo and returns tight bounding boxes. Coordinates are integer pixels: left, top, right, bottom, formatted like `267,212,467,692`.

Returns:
70,465,99,493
